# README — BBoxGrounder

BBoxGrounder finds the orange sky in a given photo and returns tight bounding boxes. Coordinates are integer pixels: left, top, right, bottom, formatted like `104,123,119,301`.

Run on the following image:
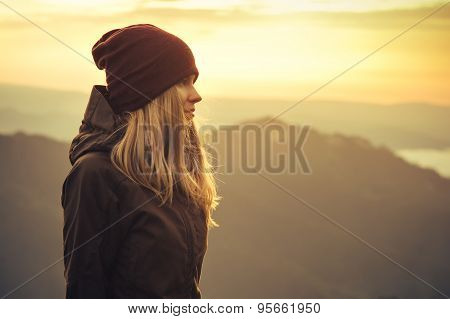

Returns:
0,0,449,106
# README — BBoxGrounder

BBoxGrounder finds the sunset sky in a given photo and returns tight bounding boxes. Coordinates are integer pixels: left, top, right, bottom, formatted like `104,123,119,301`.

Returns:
0,0,449,105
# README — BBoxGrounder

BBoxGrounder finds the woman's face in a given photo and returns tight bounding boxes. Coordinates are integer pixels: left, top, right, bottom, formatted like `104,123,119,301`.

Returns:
177,74,202,120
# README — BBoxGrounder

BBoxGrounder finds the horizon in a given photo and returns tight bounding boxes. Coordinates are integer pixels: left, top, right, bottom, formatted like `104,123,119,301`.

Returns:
1,80,449,109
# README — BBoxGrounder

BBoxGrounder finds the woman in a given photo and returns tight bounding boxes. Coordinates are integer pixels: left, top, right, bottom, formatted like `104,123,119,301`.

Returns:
61,24,220,298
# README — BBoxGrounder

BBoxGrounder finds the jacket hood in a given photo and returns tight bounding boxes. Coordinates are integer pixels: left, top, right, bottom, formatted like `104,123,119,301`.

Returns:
69,85,127,166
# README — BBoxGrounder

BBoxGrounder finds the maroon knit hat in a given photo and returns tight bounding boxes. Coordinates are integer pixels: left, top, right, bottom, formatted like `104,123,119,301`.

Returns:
92,24,199,114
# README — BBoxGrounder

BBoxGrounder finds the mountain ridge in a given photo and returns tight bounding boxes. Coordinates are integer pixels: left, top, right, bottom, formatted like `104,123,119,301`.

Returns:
1,123,449,298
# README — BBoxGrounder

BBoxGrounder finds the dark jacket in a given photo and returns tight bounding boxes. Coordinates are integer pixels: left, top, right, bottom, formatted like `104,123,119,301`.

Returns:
61,85,208,298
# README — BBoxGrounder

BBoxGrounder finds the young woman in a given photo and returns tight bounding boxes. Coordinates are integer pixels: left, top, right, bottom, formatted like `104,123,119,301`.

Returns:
61,24,220,298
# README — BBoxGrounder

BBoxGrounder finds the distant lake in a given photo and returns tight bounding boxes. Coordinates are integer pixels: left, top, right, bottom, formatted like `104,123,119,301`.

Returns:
395,148,450,179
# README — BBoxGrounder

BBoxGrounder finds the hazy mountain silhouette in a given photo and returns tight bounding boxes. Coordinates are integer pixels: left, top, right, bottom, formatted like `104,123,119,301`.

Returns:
0,119,449,298
0,132,68,298
203,117,450,298
1,83,450,150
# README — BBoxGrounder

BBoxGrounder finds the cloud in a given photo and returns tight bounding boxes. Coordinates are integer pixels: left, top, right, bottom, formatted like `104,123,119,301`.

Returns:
1,3,447,32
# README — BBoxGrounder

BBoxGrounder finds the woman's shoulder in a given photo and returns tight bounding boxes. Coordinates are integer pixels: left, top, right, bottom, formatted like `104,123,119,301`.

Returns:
68,151,128,191
73,151,111,169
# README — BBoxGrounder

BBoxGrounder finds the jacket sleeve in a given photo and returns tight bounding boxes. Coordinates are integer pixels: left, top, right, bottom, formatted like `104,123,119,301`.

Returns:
61,156,119,298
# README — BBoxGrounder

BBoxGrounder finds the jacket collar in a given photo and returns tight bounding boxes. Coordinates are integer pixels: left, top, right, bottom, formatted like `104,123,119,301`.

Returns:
68,85,126,165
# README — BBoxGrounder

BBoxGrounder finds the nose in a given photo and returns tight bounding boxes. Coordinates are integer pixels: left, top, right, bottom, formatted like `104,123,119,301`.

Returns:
190,87,202,104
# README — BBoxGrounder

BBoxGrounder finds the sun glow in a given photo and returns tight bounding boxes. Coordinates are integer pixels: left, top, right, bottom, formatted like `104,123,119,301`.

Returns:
0,0,447,105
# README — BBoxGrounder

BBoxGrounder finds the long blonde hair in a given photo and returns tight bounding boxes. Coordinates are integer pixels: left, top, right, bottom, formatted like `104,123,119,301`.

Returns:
110,84,220,229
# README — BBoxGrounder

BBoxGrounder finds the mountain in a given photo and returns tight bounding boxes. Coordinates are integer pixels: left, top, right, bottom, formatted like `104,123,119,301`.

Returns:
1,119,449,298
203,118,450,298
0,132,69,298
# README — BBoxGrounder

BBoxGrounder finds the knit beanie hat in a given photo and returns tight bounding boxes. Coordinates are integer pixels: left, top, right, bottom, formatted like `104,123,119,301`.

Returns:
92,24,199,114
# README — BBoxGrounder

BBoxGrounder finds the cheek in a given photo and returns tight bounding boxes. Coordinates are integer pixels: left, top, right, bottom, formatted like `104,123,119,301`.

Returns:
177,89,189,109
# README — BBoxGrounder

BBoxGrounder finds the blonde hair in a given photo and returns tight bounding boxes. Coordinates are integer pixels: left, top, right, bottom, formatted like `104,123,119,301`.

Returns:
110,84,220,229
